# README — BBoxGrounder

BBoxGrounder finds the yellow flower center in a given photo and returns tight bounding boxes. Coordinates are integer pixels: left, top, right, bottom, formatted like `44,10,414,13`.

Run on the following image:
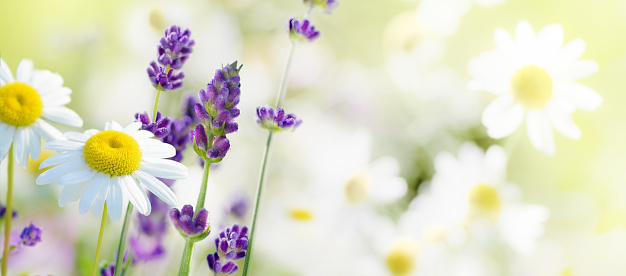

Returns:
561,269,573,276
83,130,142,176
344,172,369,204
289,208,313,221
510,65,553,110
386,238,418,276
0,82,43,126
424,226,448,242
468,184,501,218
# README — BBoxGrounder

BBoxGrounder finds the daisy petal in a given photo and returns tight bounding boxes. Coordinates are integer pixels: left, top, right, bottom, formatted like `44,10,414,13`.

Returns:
526,111,555,156
0,125,16,159
555,82,602,111
0,58,14,84
29,128,42,161
515,20,535,45
91,179,110,218
140,139,176,159
40,150,82,169
139,158,188,179
58,168,97,186
64,131,90,143
16,59,34,83
482,95,514,127
494,28,515,53
36,158,87,185
44,140,84,152
130,130,154,140
33,119,65,141
562,60,598,80
483,97,525,139
123,122,142,134
58,184,86,207
547,106,581,140
13,127,31,168
134,170,178,206
79,173,107,214
119,175,150,215
535,24,563,55
42,107,83,127
559,38,586,62
107,178,125,222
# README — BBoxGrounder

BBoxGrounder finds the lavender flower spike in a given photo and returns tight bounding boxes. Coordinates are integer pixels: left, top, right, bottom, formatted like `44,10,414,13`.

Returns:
303,0,338,14
135,111,171,139
158,25,195,69
147,61,184,91
170,205,210,241
287,18,320,42
256,106,303,132
196,61,243,137
207,224,249,275
20,223,42,246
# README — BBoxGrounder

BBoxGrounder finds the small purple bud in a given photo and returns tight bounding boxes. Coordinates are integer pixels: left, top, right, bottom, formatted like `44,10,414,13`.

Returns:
256,106,303,132
170,205,210,238
20,223,42,246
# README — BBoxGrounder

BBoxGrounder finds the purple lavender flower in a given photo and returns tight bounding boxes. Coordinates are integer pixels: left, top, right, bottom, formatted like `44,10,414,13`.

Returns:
20,223,42,246
135,111,171,139
147,61,185,91
130,236,165,262
195,62,242,136
0,205,17,219
170,205,210,240
303,0,338,13
157,25,195,70
163,117,192,163
207,224,249,275
287,18,320,42
182,94,202,125
224,192,249,220
256,106,302,132
101,263,115,276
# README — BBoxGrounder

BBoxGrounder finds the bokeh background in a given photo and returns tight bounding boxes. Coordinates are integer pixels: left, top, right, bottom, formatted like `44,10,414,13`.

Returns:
2,0,626,275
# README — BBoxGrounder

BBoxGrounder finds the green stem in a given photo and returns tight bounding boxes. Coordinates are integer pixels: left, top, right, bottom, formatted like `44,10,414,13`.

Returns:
153,90,162,120
177,240,194,276
91,204,108,276
1,146,13,276
241,131,274,276
113,204,133,276
274,43,296,108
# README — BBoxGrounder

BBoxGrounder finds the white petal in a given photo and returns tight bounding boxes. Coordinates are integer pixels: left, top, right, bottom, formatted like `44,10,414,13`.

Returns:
547,105,582,140
85,129,99,136
139,158,188,179
91,179,110,218
40,150,82,169
36,158,87,185
554,82,602,111
368,158,407,204
13,127,31,168
106,121,123,131
123,122,142,134
494,28,515,53
30,71,63,96
29,128,42,161
0,58,14,84
16,59,34,83
107,178,125,222
42,107,83,127
534,24,563,55
484,145,508,181
484,101,525,139
58,168,97,186
134,171,177,206
79,173,107,214
515,20,535,45
33,119,64,141
64,131,89,143
526,111,555,156
119,175,150,215
130,130,154,140
58,184,86,207
44,140,84,152
43,94,71,107
0,125,15,159
140,139,176,159
482,95,514,127
559,38,586,62
561,60,598,80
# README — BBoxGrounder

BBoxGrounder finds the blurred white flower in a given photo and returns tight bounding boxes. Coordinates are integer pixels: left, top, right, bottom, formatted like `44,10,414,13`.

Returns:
468,21,602,156
416,0,507,37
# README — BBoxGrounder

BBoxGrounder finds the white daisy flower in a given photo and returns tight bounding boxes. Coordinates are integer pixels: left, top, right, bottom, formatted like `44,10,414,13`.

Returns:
35,121,187,221
416,0,507,37
0,59,83,168
468,20,602,156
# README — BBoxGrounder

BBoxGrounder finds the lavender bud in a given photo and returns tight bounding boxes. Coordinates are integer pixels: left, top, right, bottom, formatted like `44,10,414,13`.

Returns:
20,223,42,246
169,205,210,241
287,18,320,42
256,106,303,132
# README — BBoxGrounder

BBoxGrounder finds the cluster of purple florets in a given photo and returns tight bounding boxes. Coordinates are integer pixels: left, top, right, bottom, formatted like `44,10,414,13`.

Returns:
207,224,249,275
169,205,210,239
147,25,194,91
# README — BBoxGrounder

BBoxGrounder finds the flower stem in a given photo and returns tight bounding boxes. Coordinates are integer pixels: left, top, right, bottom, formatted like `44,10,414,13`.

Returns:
113,204,133,276
241,130,274,276
1,146,13,276
153,90,163,120
274,43,296,108
177,240,194,276
91,203,108,276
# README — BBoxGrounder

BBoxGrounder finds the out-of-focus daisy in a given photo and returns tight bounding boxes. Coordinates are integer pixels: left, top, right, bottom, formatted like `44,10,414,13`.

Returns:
416,0,507,37
468,21,602,156
36,121,187,221
403,143,549,255
0,59,83,168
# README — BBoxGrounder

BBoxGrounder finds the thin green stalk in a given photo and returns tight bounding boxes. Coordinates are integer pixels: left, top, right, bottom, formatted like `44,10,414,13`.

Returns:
91,204,108,276
241,131,274,276
153,90,163,119
177,154,212,276
1,146,13,276
274,43,296,108
113,204,133,276
177,240,194,276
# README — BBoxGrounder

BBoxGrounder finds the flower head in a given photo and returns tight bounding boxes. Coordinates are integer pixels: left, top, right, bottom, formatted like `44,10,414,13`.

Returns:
207,224,249,275
170,204,210,241
20,223,42,246
36,121,188,220
256,106,302,132
0,59,83,168
287,18,320,42
135,111,171,139
182,94,202,125
157,25,195,70
135,112,191,163
468,20,602,156
0,204,17,219
224,192,249,220
147,61,184,91
196,62,242,136
303,0,338,14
